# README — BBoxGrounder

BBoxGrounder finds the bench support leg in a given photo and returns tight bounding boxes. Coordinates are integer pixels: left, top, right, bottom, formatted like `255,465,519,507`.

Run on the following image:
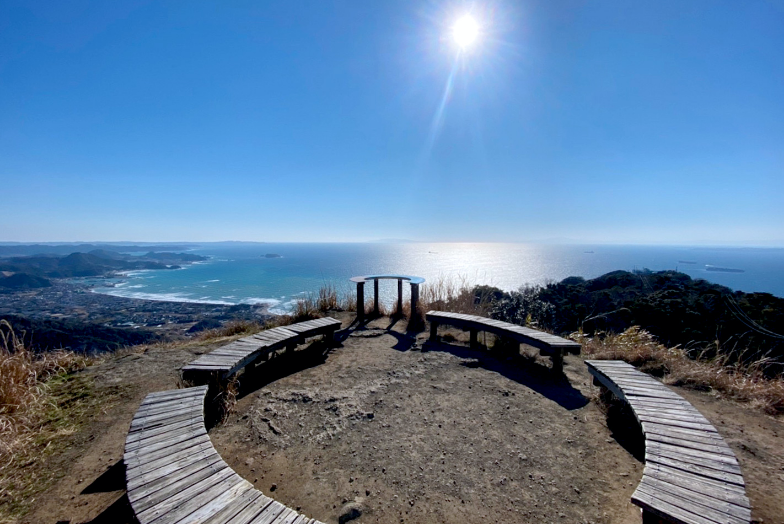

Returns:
410,283,419,320
470,329,478,349
356,282,365,323
552,349,564,374
374,279,379,316
397,279,403,316
430,321,438,342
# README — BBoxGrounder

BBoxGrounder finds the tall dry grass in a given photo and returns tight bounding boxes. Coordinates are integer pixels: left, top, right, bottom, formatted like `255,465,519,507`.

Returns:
417,275,495,316
196,320,263,341
579,326,784,415
1,321,90,431
1,320,95,519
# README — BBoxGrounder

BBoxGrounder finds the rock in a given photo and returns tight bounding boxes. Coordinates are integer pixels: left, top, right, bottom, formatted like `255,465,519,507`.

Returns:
338,501,363,524
270,483,277,492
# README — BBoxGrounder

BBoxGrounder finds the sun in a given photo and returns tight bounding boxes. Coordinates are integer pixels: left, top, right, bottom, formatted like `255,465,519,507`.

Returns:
452,14,479,49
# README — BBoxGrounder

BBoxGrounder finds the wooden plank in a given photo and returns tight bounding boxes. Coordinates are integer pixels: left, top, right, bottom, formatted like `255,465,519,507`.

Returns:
201,490,272,524
639,477,750,522
133,401,203,419
124,435,213,467
247,501,289,524
129,412,207,434
267,508,296,524
643,465,750,507
137,397,204,413
144,475,250,524
647,441,740,467
634,482,747,524
126,448,221,485
125,444,218,480
637,414,716,432
125,427,206,454
275,509,303,524
646,454,745,486
178,480,255,524
127,455,225,494
126,417,204,445
646,447,742,475
635,409,711,425
631,486,719,524
131,464,233,514
642,422,723,442
140,391,205,407
643,463,748,497
130,407,201,429
134,469,242,523
143,387,207,400
645,432,734,456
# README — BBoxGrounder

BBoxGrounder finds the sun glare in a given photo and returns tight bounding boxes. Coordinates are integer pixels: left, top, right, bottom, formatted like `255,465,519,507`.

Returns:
452,14,479,49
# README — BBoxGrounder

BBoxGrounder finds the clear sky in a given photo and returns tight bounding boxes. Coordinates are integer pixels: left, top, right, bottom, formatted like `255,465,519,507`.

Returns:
1,1,782,245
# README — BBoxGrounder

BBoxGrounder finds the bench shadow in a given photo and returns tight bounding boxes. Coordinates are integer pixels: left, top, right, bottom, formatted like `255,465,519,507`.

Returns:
234,337,338,400
81,460,126,494
82,492,135,524
599,390,645,462
422,340,589,411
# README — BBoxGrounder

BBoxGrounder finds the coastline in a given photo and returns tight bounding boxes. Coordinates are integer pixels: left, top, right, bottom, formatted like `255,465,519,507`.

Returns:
0,279,275,350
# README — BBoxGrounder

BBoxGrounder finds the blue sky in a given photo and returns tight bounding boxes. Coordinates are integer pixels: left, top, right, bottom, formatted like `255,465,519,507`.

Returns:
1,1,782,245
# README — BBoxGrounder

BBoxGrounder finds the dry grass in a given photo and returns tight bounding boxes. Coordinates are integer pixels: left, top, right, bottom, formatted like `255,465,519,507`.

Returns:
579,326,784,415
0,320,102,521
419,275,494,316
196,320,263,341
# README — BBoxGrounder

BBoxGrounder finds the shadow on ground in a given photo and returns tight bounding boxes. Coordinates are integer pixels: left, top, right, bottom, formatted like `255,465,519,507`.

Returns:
422,339,590,411
599,389,645,461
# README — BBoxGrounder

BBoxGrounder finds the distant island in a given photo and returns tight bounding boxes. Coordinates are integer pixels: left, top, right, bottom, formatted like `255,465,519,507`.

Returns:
264,253,282,258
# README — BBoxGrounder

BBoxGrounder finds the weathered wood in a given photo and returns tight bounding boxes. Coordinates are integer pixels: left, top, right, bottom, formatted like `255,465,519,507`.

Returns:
126,387,326,524
425,310,579,372
585,360,750,524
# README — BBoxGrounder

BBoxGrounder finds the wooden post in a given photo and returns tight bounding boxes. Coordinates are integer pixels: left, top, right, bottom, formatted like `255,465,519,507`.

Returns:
470,329,478,349
430,321,438,341
357,281,365,323
410,283,419,320
397,278,403,316
373,279,379,316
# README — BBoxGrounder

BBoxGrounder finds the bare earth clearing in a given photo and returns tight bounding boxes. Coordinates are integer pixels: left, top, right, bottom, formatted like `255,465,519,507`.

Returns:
17,313,784,524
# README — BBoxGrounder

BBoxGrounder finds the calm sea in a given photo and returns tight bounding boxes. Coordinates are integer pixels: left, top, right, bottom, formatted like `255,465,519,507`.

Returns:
90,243,784,313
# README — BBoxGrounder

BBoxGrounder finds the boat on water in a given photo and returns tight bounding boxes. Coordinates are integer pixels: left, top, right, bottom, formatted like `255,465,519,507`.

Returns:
705,265,744,273
678,260,697,264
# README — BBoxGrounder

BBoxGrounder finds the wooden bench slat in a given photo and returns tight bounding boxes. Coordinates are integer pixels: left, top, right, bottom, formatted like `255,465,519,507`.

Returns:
128,457,226,498
126,386,325,524
643,463,749,499
639,477,751,521
586,360,750,523
196,488,268,524
634,482,748,524
426,310,580,371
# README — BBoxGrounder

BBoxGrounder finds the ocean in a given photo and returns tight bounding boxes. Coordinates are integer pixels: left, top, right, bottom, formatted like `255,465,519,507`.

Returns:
90,243,784,313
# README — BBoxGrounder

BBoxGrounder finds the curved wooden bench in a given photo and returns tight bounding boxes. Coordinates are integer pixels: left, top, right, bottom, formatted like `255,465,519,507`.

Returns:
586,360,751,524
125,386,324,524
182,318,341,384
426,311,580,372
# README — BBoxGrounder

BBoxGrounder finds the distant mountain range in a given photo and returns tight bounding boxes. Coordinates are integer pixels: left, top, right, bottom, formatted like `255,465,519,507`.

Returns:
0,243,196,257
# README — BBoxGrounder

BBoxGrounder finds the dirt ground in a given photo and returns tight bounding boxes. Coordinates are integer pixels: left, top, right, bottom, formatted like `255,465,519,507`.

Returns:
15,312,784,524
